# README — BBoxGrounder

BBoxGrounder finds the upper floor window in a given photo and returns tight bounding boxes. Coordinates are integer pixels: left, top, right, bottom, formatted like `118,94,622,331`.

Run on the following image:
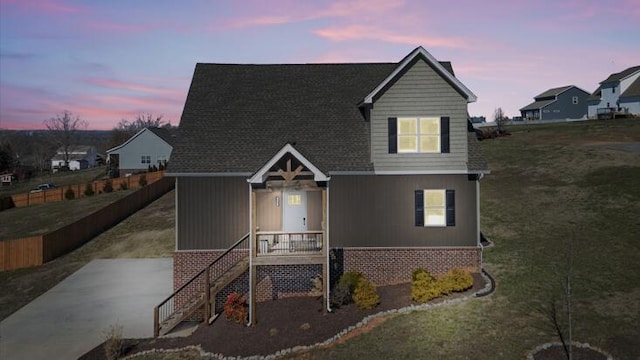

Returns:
572,96,579,104
612,87,616,94
388,116,450,154
141,155,151,164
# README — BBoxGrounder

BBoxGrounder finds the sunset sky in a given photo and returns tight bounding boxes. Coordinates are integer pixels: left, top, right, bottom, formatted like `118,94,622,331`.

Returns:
1,0,639,130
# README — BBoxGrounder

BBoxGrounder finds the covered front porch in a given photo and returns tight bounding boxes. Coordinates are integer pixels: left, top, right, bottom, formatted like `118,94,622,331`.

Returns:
247,144,330,324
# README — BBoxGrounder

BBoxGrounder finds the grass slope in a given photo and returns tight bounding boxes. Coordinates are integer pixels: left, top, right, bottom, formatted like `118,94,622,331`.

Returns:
300,119,640,359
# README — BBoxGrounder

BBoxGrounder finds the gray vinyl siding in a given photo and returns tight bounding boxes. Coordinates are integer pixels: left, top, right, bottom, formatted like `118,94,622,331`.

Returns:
329,175,477,247
371,60,469,171
177,177,249,250
540,87,589,120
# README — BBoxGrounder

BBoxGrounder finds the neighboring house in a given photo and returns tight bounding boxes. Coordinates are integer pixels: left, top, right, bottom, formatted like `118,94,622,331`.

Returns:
161,46,489,333
106,127,175,174
520,85,590,121
587,65,640,119
50,145,98,171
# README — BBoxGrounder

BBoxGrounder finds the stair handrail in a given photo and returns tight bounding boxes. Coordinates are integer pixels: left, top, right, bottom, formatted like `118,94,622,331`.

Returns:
154,232,250,337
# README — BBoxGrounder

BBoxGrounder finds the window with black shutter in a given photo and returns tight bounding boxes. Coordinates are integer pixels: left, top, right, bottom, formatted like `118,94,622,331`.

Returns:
415,189,455,227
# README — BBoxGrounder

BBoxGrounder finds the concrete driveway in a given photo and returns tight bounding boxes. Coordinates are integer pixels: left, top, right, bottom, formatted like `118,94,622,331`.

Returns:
0,258,172,360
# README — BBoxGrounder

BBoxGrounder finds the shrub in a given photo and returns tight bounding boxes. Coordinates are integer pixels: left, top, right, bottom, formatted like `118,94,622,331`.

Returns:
412,268,429,281
84,183,95,197
103,323,123,360
411,270,442,303
353,278,380,309
139,175,148,187
330,271,364,308
119,181,128,191
103,180,113,193
64,188,75,200
224,292,248,324
329,281,352,308
439,268,474,294
338,271,364,294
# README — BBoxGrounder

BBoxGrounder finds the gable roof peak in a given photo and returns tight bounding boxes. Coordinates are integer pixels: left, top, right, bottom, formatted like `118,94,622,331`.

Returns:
364,46,476,104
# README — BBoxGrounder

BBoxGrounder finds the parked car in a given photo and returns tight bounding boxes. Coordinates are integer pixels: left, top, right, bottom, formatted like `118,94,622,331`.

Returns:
30,183,55,192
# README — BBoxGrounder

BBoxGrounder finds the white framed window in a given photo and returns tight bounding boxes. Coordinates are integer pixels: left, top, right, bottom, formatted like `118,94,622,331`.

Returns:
287,194,301,206
572,96,579,104
141,155,151,164
397,117,441,153
423,189,446,226
415,189,455,227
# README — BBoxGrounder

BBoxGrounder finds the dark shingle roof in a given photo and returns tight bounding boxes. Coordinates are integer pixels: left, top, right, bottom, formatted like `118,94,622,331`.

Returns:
170,63,397,174
600,65,640,84
520,99,555,111
534,85,573,99
148,127,176,146
467,134,488,172
621,77,640,98
169,59,484,174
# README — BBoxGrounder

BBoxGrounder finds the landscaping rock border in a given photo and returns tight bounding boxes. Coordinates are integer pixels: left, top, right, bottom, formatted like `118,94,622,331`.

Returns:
124,269,496,360
526,341,613,360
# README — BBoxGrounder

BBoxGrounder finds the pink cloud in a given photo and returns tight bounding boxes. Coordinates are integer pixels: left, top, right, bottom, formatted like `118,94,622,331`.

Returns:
81,77,184,97
314,25,471,49
2,0,85,14
83,20,152,33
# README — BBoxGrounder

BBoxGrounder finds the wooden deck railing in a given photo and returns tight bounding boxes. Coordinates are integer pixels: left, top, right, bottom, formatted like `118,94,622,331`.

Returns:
153,233,250,337
256,231,323,255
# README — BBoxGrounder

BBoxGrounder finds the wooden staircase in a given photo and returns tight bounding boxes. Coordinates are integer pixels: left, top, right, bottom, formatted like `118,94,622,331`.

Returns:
154,234,250,337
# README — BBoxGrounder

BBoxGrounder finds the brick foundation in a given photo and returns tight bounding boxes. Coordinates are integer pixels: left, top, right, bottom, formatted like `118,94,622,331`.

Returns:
330,247,481,286
173,246,481,315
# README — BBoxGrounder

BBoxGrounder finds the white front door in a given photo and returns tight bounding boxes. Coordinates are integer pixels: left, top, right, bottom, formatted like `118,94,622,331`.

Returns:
283,190,307,231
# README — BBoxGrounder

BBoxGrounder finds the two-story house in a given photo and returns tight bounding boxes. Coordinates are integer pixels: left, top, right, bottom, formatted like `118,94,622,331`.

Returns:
156,46,489,336
519,85,590,121
587,65,640,119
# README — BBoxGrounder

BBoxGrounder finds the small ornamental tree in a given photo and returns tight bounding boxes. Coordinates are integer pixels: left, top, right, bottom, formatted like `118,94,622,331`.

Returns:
224,293,248,324
84,183,95,196
65,188,75,200
103,180,113,193
138,175,147,187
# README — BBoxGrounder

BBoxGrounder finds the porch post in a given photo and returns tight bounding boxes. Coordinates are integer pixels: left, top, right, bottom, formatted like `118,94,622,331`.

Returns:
249,189,257,325
322,188,330,313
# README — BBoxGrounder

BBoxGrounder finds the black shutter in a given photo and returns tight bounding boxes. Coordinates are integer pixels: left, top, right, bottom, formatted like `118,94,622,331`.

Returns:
415,190,424,227
446,190,455,226
441,116,450,153
388,117,397,154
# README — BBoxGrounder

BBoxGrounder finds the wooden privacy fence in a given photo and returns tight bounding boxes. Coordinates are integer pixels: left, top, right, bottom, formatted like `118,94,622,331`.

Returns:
8,171,165,208
0,176,174,271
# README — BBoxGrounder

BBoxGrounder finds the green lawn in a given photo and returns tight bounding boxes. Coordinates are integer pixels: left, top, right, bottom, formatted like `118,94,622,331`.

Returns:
296,119,640,359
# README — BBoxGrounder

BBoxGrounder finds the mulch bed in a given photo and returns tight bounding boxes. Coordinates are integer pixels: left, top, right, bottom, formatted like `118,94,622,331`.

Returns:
82,273,485,359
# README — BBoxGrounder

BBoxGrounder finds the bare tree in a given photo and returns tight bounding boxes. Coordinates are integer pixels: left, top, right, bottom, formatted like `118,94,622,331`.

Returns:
110,113,169,148
493,107,508,133
43,110,88,169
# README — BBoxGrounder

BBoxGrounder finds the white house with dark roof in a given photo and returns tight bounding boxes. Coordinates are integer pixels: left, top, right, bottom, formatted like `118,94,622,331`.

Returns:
587,65,640,118
155,46,489,336
106,127,175,174
519,85,590,121
50,145,98,172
